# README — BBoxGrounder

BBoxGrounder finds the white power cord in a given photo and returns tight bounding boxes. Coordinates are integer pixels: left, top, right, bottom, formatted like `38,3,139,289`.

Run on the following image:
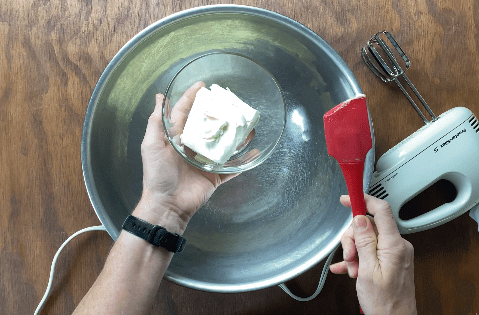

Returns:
34,225,107,315
34,224,339,312
279,243,340,301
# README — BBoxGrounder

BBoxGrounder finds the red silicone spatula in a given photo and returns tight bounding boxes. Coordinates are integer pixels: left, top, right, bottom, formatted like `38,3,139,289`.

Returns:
323,94,372,217
324,94,371,315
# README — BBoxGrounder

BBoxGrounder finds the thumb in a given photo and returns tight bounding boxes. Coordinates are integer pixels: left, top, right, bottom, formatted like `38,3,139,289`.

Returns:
353,215,378,268
143,94,166,148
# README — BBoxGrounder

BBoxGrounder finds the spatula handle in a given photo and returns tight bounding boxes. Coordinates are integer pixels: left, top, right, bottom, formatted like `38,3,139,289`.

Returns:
339,161,366,314
339,161,367,217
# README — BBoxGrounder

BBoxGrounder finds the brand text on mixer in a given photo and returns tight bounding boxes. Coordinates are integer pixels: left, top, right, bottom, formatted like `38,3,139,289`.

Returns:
434,129,466,153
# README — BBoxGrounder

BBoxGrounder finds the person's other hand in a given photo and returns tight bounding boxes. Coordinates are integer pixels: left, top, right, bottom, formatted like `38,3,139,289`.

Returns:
138,81,239,233
329,194,417,315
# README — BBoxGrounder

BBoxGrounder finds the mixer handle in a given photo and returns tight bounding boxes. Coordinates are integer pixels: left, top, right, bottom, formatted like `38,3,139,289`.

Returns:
396,173,472,234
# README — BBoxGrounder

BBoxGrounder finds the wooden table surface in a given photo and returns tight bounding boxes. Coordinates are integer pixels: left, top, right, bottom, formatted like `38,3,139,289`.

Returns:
2,0,479,314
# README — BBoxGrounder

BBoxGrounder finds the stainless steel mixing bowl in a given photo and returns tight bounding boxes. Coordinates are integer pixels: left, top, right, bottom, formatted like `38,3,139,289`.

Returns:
81,5,375,293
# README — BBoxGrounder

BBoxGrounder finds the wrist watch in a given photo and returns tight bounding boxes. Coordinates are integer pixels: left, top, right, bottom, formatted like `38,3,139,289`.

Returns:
122,215,186,253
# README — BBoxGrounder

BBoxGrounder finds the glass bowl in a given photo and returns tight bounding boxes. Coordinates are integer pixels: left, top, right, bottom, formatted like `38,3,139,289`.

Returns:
162,52,286,174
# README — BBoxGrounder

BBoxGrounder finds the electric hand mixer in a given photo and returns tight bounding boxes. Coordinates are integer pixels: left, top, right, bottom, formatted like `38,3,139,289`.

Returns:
362,31,479,234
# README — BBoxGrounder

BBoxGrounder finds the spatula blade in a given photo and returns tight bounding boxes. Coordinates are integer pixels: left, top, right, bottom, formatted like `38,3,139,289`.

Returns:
323,95,372,163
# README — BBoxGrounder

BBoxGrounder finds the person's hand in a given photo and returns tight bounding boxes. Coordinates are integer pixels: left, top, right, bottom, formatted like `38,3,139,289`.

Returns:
329,194,417,315
136,81,239,233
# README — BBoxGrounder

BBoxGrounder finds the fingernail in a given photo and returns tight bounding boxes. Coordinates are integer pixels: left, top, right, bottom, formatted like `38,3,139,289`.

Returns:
354,216,367,230
155,94,164,109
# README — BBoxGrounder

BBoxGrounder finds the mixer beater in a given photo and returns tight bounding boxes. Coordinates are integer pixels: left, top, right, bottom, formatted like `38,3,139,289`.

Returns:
362,31,437,124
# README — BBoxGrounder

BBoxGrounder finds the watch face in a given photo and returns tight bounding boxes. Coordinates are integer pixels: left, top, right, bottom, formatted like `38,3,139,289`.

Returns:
158,229,186,253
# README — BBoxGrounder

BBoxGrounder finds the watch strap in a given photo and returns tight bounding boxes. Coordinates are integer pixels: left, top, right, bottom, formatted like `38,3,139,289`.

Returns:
122,215,186,253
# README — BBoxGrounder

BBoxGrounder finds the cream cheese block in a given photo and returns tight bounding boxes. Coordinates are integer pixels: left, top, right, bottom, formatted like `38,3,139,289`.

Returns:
180,84,260,164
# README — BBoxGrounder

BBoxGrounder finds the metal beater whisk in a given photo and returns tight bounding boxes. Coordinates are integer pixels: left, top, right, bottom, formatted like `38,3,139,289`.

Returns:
361,31,437,124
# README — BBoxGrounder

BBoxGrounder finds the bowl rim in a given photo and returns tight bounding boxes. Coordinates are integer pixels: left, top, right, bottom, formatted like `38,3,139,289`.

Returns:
81,4,371,293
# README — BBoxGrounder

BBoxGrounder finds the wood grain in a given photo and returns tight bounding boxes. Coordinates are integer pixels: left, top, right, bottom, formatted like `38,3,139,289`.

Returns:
2,0,479,314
